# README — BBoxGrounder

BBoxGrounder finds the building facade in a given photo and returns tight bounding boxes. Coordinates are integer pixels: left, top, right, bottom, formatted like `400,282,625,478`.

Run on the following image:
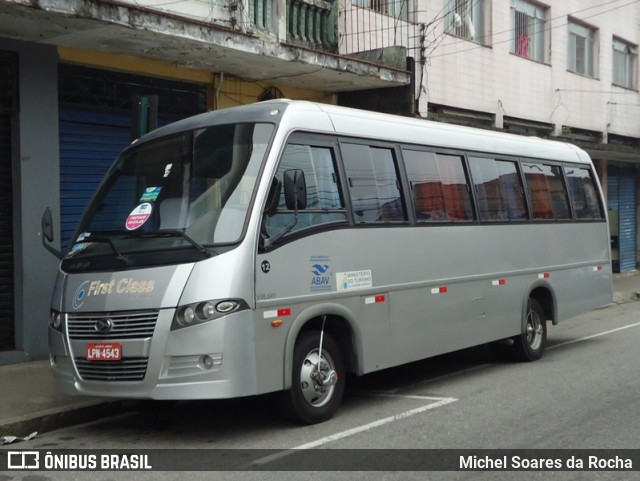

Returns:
1,0,638,362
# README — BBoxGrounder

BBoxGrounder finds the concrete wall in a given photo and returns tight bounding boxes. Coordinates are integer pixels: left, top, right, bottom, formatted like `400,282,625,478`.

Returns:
0,38,60,361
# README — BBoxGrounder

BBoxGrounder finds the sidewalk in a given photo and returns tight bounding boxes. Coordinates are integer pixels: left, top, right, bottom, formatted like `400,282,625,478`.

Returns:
1,273,639,441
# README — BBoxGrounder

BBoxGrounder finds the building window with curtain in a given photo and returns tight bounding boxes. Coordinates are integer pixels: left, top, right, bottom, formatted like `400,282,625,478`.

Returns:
568,19,596,77
445,0,488,45
510,0,547,63
613,37,637,89
354,0,409,21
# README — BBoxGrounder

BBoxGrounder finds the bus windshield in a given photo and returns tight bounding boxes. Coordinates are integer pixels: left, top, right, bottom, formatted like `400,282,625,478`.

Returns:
64,122,274,269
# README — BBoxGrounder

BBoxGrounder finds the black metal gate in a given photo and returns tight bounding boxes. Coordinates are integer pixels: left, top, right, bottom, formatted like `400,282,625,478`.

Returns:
0,51,17,350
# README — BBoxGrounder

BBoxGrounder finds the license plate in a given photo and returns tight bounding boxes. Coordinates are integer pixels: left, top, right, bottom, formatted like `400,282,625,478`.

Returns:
86,342,122,361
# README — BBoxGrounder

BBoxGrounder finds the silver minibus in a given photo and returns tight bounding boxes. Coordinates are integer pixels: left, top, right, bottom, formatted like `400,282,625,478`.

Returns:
44,100,612,424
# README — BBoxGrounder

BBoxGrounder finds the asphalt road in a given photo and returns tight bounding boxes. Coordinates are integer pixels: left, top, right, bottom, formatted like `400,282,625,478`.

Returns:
3,300,640,481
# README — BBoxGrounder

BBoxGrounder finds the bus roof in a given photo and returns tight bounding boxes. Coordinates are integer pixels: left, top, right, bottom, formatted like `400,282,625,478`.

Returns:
137,100,591,165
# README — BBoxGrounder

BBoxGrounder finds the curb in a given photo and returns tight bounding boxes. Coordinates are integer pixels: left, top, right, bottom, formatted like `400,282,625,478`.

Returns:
0,401,129,440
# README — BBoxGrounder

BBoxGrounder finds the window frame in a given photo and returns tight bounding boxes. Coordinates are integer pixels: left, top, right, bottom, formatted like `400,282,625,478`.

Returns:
467,154,529,222
444,0,489,45
261,132,348,248
567,18,597,78
612,36,638,90
339,138,409,225
353,0,409,21
520,160,572,221
400,145,476,224
510,0,548,63
563,164,605,221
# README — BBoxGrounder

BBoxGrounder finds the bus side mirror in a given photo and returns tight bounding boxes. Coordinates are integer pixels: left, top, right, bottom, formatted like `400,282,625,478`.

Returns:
41,207,63,259
283,169,307,211
264,176,282,215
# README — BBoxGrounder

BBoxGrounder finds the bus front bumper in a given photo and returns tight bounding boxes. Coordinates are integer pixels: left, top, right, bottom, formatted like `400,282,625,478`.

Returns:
48,309,261,400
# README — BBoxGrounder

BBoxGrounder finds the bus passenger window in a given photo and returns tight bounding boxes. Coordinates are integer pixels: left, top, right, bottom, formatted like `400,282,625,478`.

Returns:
469,157,527,221
404,150,473,222
341,143,406,223
565,167,604,220
263,143,346,238
523,163,570,220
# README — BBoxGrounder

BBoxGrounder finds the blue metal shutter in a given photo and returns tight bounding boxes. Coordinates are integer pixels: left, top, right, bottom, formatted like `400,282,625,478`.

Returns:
59,109,131,251
0,114,14,350
618,167,637,272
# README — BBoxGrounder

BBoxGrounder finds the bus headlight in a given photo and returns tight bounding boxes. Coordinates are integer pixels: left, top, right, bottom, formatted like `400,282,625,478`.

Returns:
180,306,196,325
197,302,216,320
172,299,247,330
216,301,239,313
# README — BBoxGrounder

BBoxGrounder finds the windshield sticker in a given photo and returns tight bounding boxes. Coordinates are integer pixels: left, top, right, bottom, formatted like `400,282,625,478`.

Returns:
125,203,153,231
163,163,173,178
140,186,162,202
69,242,90,255
336,270,373,291
69,232,92,255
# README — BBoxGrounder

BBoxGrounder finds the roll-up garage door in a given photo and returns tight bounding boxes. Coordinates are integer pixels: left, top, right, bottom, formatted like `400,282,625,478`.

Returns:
607,166,637,273
0,113,14,350
618,168,637,272
59,109,131,251
58,65,206,252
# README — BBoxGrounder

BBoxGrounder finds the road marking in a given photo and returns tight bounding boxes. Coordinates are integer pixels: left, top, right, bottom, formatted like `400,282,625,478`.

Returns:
548,320,640,350
254,322,638,466
252,394,457,466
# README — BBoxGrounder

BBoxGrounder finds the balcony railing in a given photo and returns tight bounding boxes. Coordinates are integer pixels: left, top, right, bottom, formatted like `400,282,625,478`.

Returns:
248,0,337,52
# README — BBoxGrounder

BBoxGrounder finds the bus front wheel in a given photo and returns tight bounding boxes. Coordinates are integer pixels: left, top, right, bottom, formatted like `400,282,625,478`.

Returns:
510,298,547,362
281,330,345,424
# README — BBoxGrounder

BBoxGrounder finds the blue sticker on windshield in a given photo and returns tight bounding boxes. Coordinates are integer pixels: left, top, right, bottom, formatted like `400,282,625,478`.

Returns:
140,187,162,202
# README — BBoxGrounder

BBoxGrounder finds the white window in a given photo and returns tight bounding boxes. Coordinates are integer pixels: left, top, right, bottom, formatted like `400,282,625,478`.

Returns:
355,0,408,21
445,0,488,45
568,20,595,77
510,0,547,62
613,38,637,89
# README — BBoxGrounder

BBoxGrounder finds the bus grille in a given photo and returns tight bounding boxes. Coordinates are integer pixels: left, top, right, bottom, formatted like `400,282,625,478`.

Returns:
74,357,148,381
67,310,159,340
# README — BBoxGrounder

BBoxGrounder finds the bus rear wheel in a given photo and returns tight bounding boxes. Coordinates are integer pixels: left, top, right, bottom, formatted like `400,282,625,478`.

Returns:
510,298,547,362
281,330,345,424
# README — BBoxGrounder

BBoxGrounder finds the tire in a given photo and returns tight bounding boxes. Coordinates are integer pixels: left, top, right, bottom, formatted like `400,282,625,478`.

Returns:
280,330,345,424
509,298,547,362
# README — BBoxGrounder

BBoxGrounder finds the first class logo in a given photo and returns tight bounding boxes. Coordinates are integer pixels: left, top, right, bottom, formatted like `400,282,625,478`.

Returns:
72,278,156,309
72,281,90,309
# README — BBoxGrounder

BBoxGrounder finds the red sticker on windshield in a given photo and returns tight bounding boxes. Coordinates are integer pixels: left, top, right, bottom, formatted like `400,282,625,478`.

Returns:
125,203,153,231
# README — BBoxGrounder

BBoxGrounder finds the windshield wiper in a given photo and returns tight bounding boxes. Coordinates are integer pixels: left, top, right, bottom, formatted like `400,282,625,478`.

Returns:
128,230,213,258
87,236,132,265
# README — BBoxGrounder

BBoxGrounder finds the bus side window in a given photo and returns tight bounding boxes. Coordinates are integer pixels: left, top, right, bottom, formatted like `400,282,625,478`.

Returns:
403,149,473,222
341,143,406,223
263,143,346,238
469,157,527,221
523,163,570,220
565,166,604,220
